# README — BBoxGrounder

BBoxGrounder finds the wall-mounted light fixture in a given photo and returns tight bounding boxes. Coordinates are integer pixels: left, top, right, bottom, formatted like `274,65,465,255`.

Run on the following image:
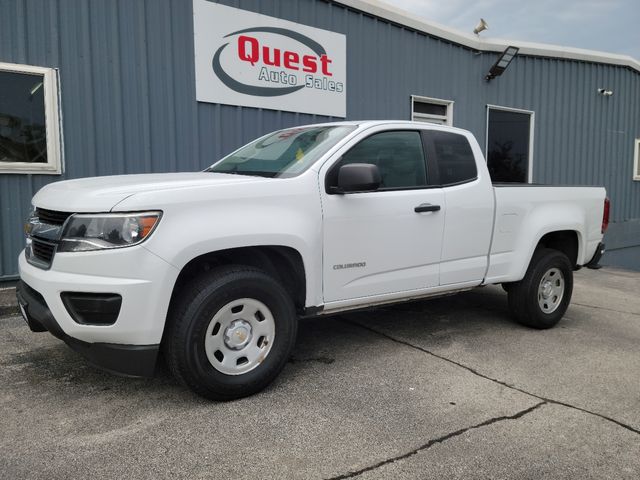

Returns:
597,88,613,96
485,46,519,81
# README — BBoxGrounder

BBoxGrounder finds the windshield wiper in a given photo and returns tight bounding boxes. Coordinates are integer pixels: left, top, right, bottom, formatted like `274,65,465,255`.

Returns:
210,169,278,178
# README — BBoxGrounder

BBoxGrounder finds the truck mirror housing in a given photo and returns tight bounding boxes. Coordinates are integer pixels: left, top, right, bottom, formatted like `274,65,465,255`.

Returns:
336,163,381,193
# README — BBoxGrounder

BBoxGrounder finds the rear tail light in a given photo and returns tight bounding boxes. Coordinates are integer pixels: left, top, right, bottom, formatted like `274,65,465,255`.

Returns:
601,197,610,234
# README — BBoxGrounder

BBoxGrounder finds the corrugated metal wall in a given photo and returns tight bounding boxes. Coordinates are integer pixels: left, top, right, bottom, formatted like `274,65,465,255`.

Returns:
1,0,639,279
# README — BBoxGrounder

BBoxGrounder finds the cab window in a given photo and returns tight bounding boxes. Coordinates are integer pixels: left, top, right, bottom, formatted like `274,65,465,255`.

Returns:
328,130,427,190
429,131,477,185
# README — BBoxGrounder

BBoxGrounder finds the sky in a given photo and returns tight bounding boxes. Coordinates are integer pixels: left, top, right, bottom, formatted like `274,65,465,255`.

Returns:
387,0,640,60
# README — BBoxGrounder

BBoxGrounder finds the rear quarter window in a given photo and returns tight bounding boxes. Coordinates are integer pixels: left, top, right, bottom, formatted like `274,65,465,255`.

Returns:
429,131,477,185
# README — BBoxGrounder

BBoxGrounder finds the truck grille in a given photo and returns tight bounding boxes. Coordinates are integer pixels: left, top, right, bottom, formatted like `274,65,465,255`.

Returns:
35,208,73,226
31,238,57,264
27,208,74,268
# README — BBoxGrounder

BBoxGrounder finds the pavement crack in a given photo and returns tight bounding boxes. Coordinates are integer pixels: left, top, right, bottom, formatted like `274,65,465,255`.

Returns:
343,318,640,436
288,356,335,365
325,402,547,480
572,302,640,317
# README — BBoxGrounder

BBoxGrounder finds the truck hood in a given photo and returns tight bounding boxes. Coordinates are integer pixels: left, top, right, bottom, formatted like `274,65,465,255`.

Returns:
32,172,267,212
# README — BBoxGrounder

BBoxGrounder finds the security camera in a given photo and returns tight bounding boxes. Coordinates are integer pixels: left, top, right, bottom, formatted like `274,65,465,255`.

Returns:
597,88,613,96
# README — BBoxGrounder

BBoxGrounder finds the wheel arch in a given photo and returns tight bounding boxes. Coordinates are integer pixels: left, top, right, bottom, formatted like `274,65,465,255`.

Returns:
517,228,583,282
167,245,307,322
535,230,581,268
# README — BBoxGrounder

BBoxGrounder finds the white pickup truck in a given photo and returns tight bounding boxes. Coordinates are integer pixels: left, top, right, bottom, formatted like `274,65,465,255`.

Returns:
17,121,608,400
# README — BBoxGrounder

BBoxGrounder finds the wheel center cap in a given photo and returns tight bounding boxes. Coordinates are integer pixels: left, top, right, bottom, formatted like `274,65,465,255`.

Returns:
541,281,553,299
224,320,252,350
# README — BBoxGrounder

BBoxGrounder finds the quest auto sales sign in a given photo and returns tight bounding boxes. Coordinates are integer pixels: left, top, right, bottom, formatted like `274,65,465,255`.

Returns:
193,1,347,117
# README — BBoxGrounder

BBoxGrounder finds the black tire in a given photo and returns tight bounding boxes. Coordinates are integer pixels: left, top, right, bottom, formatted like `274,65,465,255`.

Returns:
501,283,513,293
507,248,573,329
164,265,298,401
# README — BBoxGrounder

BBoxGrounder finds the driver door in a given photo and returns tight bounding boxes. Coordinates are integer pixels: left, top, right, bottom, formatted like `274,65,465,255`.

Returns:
320,127,445,303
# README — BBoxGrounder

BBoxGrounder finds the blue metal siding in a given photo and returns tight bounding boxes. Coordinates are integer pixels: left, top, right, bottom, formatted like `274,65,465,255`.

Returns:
0,0,639,279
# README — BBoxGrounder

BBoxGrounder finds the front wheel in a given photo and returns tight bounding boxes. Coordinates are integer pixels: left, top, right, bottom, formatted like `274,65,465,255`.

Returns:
164,265,298,401
507,248,573,329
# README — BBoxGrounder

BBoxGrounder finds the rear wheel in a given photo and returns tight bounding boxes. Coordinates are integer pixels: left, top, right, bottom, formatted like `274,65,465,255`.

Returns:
164,265,297,400
507,248,573,329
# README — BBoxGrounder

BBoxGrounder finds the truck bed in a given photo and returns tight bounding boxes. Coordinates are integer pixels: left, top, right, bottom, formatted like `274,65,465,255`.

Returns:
484,184,606,284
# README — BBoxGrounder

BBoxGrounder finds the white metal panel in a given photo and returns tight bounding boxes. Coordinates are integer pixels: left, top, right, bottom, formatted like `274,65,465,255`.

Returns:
321,187,445,301
485,185,606,283
438,130,495,284
115,170,326,308
439,179,494,284
18,247,178,345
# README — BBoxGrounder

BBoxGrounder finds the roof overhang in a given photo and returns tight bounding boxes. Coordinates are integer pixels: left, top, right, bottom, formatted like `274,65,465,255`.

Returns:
333,0,640,74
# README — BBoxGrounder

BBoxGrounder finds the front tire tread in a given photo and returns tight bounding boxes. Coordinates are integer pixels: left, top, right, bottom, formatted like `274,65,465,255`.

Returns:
164,265,297,401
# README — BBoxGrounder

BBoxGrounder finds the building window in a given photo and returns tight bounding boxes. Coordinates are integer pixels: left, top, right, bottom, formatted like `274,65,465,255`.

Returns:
411,96,453,125
0,62,62,174
486,105,534,183
634,139,640,181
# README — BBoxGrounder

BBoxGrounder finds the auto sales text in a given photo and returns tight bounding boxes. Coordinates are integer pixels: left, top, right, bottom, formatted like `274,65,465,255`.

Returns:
238,35,344,93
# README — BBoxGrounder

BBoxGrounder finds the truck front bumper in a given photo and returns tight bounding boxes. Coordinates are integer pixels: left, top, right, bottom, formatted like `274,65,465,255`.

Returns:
17,247,179,377
16,280,158,377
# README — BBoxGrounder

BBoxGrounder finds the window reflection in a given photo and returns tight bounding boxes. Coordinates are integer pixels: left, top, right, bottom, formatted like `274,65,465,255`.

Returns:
487,109,531,183
0,71,47,164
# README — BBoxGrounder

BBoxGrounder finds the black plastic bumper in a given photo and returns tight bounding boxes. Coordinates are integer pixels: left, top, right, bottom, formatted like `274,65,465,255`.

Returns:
585,242,605,270
15,280,159,378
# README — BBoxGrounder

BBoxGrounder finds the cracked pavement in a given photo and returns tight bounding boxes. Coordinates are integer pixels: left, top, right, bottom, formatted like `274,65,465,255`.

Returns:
1,267,639,479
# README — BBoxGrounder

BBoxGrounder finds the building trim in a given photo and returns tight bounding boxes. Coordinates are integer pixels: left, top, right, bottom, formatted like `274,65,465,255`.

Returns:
0,61,63,175
333,0,640,74
633,138,640,181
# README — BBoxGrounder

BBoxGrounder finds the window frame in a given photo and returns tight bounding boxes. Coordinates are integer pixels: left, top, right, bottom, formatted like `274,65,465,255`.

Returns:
411,95,454,126
0,61,63,175
485,104,535,183
634,138,640,181
325,129,434,194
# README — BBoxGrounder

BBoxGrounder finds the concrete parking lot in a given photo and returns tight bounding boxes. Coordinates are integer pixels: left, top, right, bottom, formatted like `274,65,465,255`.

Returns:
1,267,639,479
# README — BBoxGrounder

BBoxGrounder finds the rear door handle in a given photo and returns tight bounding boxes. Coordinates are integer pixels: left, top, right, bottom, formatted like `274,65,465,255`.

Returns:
414,203,441,213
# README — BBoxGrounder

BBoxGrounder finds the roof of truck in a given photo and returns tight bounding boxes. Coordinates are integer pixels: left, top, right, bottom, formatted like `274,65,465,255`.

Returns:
290,120,470,134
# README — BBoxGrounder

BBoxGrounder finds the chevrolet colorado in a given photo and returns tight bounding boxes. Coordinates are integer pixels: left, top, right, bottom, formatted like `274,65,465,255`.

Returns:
16,121,608,400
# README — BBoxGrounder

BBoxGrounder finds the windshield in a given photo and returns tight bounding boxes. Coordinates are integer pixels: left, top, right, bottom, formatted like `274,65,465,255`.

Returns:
206,125,356,178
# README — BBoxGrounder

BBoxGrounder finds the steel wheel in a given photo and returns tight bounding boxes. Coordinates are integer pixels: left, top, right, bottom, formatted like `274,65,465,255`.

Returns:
204,298,276,375
537,267,565,314
508,248,573,329
165,265,297,400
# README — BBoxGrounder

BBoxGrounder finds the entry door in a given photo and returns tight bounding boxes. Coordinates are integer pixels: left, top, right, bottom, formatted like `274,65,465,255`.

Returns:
321,129,445,303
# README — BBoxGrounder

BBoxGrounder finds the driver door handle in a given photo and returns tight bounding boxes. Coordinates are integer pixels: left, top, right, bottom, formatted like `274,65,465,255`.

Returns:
414,203,441,213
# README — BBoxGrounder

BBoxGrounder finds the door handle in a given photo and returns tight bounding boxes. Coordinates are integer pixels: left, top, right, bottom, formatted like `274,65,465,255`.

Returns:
414,203,441,213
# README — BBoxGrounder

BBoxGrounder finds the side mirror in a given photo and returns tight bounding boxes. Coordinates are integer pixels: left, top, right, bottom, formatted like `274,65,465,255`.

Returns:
335,163,381,193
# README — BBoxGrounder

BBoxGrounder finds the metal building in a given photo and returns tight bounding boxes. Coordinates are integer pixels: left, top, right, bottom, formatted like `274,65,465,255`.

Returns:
1,0,639,282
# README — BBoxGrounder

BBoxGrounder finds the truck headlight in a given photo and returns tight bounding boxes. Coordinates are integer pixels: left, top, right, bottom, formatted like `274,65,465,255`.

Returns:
58,212,162,252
